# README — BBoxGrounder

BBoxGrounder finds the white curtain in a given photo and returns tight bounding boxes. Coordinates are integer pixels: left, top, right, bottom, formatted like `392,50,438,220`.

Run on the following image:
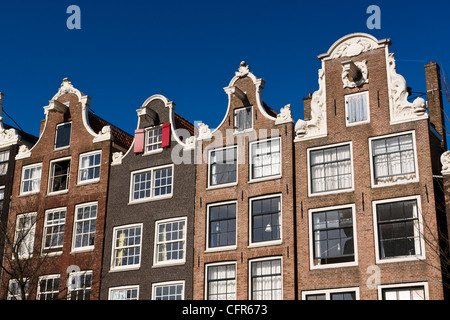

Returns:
348,94,367,123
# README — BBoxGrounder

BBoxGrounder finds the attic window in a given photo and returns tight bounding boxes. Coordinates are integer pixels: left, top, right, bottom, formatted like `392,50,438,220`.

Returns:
234,106,252,133
55,122,72,149
145,126,163,153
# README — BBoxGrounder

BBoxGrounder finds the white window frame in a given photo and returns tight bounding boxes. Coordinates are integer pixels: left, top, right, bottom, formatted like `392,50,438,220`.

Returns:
249,137,282,183
234,106,253,134
372,195,425,264
144,125,163,155
207,145,238,189
129,164,174,204
42,207,66,255
302,287,360,300
377,282,429,300
67,270,92,300
37,274,60,300
54,122,72,150
248,256,283,300
71,202,98,253
0,149,10,175
152,280,185,300
345,91,370,127
308,203,358,270
153,217,187,267
77,150,101,185
14,212,37,260
20,163,42,195
206,200,238,252
0,186,5,215
7,278,29,300
204,261,237,300
368,130,419,188
248,194,283,248
307,141,354,197
108,285,140,300
110,223,143,271
48,156,71,196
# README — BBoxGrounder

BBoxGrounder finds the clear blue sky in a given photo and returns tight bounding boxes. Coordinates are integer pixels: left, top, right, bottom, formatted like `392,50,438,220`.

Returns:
0,0,449,138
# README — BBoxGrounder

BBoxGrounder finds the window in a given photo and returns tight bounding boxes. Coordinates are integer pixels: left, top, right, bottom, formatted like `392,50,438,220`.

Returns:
250,137,281,181
21,163,42,195
309,143,353,195
109,286,139,300
145,126,163,153
370,132,417,186
43,208,66,254
250,258,282,300
78,151,101,183
345,91,369,125
67,271,92,300
154,218,186,266
111,224,142,270
207,202,236,250
15,213,37,259
152,281,184,300
0,187,4,215
250,195,281,246
49,158,71,194
303,288,359,300
72,202,97,252
234,106,252,132
7,279,29,300
380,283,427,300
310,205,356,268
130,165,173,203
55,122,71,149
373,196,424,262
209,146,237,187
0,150,9,175
206,263,236,300
37,275,60,300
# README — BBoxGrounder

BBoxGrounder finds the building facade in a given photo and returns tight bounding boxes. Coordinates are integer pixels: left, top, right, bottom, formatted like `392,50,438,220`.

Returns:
99,94,196,300
0,79,132,300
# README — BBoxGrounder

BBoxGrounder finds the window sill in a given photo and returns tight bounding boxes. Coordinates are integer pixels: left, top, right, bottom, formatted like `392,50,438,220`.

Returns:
19,191,40,197
309,187,354,197
54,146,70,152
205,246,237,253
371,175,419,188
152,261,186,268
345,120,370,127
310,261,358,270
109,266,141,273
47,190,69,197
128,194,173,205
143,149,163,156
77,179,100,187
206,182,238,191
375,255,425,264
248,240,282,249
248,175,281,184
71,247,95,254
233,129,254,135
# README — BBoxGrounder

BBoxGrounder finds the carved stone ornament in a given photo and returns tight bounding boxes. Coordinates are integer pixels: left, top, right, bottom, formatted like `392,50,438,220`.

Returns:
441,151,450,175
0,127,20,148
15,145,31,160
111,151,123,166
342,60,369,88
235,61,250,78
332,38,377,59
295,68,327,141
197,123,212,140
93,125,112,143
275,104,294,125
386,53,428,124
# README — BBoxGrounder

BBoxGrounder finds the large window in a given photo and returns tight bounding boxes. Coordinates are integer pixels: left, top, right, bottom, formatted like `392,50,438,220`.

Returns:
109,286,139,300
48,158,71,194
250,137,281,181
145,126,163,153
370,132,417,186
309,143,352,195
152,281,184,300
0,187,4,215
21,163,42,195
154,218,186,266
250,258,282,300
7,279,29,300
303,288,359,300
0,150,10,175
380,283,427,300
130,165,173,203
43,208,66,254
37,275,60,300
250,195,281,246
72,202,97,252
310,205,356,268
55,122,71,149
345,91,369,125
78,151,101,184
67,271,92,300
373,196,424,262
207,202,236,250
206,263,236,300
209,146,237,187
15,213,37,259
111,224,142,270
234,106,252,132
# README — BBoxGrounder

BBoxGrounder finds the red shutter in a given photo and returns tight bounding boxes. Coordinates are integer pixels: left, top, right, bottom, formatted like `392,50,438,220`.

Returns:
134,129,145,153
161,123,170,148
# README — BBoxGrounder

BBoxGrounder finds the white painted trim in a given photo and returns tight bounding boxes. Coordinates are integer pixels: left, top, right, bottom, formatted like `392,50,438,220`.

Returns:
20,163,42,196
372,195,426,264
108,285,140,300
151,280,185,300
47,156,72,196
128,164,174,204
344,91,370,127
206,145,238,190
37,274,60,300
377,281,429,300
71,201,98,253
248,137,282,183
205,200,238,252
307,141,354,197
110,223,143,272
153,216,187,267
77,150,102,185
233,106,253,134
204,261,237,300
41,206,67,254
308,203,358,270
54,122,72,150
301,286,360,300
248,256,283,300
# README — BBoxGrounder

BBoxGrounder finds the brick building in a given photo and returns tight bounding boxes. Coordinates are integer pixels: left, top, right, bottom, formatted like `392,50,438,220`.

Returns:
99,94,196,300
0,79,132,300
192,62,298,300
294,33,448,300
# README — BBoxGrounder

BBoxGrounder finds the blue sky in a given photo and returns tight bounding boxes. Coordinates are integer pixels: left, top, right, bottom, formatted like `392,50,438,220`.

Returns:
0,0,449,137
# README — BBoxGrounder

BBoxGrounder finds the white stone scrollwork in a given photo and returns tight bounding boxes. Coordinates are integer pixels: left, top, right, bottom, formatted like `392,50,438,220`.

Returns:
93,125,112,143
111,151,123,166
342,60,369,88
294,68,327,141
0,128,20,149
386,53,428,124
275,104,294,125
332,38,377,59
441,151,450,175
15,145,31,160
197,123,212,141
235,61,250,78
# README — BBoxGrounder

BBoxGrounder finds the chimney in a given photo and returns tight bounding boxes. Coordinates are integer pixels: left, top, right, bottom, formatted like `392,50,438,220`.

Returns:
425,62,446,150
303,93,312,120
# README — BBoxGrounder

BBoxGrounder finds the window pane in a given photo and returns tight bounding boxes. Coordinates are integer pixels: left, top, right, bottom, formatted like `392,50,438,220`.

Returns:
210,147,237,186
55,123,71,149
209,203,236,248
